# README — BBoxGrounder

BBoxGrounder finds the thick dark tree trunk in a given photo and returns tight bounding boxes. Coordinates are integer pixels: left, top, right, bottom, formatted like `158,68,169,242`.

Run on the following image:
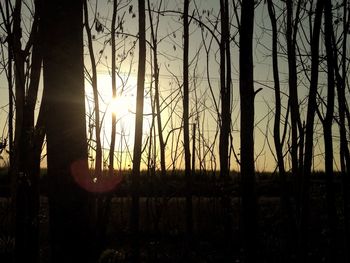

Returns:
42,1,93,262
12,1,25,261
239,0,257,262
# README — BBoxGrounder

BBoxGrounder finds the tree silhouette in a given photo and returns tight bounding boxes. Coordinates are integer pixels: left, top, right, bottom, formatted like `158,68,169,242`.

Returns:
239,0,257,261
299,1,325,261
42,0,93,262
322,0,337,258
131,0,146,261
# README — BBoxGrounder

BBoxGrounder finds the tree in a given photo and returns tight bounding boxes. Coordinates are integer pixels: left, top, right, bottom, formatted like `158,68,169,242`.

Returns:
219,0,234,248
266,0,285,191
286,0,303,191
42,0,93,262
183,0,193,242
320,0,337,259
1,0,45,262
334,0,350,257
219,0,231,178
109,0,118,177
299,1,325,261
266,0,295,257
147,0,166,177
0,0,14,179
83,0,102,178
239,0,257,261
131,0,146,261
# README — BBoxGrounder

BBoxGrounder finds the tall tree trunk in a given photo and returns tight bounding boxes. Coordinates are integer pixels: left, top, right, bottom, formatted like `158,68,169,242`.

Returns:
147,0,166,177
286,0,303,206
266,0,295,258
109,0,118,177
12,0,25,188
336,0,350,259
83,0,102,177
6,3,14,180
42,1,93,262
83,0,109,252
219,0,231,178
131,0,146,261
239,0,257,262
219,0,233,248
0,0,15,200
299,1,324,262
266,0,285,192
13,1,42,262
323,0,337,260
183,0,193,241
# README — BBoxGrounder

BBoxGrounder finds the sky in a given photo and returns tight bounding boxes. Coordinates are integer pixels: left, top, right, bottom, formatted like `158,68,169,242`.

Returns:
0,0,347,172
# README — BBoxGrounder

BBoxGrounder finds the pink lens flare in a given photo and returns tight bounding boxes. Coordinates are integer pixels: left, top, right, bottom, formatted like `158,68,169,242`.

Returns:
70,159,123,193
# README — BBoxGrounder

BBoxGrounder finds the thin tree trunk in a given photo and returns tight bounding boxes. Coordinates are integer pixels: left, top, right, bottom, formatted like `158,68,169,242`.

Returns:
183,0,193,242
323,0,337,260
12,0,25,188
219,0,231,178
192,123,196,177
147,49,155,176
266,0,285,192
147,0,166,177
266,0,295,258
109,0,118,177
219,0,233,249
7,6,14,179
83,0,102,177
299,1,324,262
13,1,42,262
286,0,303,205
336,0,350,259
0,0,15,196
131,0,146,261
83,1,108,253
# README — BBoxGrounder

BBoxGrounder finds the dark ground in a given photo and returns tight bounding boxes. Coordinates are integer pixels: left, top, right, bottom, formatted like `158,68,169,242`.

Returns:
0,171,347,262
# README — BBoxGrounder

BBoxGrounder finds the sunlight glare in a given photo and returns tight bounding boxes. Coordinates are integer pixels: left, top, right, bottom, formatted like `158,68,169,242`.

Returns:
109,96,133,119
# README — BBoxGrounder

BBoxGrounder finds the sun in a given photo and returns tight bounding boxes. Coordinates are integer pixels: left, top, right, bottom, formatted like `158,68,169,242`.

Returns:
109,95,133,119
85,72,154,170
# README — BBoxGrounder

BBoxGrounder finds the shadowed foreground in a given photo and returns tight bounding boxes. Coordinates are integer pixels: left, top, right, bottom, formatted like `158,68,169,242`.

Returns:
0,173,347,263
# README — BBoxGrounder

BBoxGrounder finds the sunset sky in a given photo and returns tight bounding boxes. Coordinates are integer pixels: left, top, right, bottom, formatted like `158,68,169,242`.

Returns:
0,0,343,172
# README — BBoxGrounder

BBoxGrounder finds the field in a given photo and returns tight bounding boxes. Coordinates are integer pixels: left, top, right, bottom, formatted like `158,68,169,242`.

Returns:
0,170,347,262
